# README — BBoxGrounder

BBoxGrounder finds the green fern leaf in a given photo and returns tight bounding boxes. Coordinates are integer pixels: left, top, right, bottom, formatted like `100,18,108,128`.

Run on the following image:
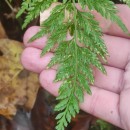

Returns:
17,0,54,29
17,0,129,130
91,0,128,33
16,0,30,18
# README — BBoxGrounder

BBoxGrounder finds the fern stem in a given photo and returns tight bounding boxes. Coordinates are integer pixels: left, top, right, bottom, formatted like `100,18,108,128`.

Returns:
5,0,14,12
72,0,78,89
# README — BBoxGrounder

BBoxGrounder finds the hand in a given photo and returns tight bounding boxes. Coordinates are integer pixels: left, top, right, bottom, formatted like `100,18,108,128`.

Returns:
21,4,130,130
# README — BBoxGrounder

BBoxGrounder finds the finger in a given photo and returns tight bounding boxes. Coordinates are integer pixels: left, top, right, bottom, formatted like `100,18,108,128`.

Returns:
102,34,130,69
39,69,122,129
23,26,58,53
94,65,124,93
21,47,54,73
23,26,47,49
40,2,60,24
21,47,124,93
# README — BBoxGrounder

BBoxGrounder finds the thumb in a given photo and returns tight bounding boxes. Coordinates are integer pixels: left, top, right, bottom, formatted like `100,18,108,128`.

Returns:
40,2,61,24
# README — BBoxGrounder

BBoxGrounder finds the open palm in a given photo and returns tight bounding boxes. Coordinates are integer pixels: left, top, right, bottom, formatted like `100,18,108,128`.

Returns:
21,4,130,130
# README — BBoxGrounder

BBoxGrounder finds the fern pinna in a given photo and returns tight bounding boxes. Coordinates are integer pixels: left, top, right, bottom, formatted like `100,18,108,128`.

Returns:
17,0,129,130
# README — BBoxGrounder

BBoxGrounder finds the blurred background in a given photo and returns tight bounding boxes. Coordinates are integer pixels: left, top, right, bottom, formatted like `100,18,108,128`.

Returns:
0,0,124,130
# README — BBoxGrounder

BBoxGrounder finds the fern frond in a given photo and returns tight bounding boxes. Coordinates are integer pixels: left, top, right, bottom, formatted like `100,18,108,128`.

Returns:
18,0,129,130
17,0,55,29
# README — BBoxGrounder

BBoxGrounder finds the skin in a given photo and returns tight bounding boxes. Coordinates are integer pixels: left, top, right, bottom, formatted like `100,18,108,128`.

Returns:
21,4,130,130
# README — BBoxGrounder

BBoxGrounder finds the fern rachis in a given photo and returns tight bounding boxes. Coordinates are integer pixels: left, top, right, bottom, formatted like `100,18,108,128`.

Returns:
17,0,130,130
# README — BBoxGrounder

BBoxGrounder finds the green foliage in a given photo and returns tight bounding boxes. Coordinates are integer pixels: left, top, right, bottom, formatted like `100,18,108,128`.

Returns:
16,0,55,29
17,0,129,130
120,0,130,6
91,120,113,130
